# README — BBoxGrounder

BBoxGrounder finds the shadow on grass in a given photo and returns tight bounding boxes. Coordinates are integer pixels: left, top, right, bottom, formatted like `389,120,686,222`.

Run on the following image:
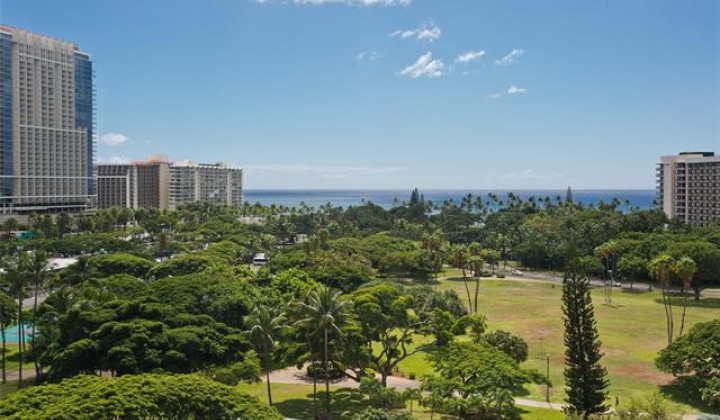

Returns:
621,288,653,295
273,388,367,420
660,376,714,413
655,297,720,309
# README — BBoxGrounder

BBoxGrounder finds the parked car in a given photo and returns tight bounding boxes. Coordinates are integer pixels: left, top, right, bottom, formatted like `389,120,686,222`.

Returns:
511,269,524,276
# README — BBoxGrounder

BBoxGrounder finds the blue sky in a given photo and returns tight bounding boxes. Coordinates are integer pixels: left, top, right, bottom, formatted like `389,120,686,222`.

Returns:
3,0,719,189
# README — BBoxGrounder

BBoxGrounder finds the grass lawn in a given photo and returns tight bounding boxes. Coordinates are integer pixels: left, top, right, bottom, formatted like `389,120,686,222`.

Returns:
238,382,564,419
1,344,19,371
394,277,719,413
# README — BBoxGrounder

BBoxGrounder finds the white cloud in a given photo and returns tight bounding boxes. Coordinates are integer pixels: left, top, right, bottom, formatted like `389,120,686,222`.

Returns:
100,133,129,147
397,52,445,78
455,50,485,63
488,92,503,99
390,23,441,42
507,85,527,94
252,0,414,5
98,156,131,165
495,48,525,66
356,51,382,63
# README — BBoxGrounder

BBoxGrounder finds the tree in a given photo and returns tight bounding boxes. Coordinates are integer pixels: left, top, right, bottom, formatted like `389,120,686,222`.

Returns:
244,306,287,406
562,255,609,418
295,285,353,419
27,250,48,377
403,388,423,415
349,284,440,386
483,330,529,363
656,319,720,411
3,252,31,388
424,342,540,419
672,257,697,338
0,291,16,383
2,218,19,237
617,255,647,290
0,373,284,420
649,254,676,345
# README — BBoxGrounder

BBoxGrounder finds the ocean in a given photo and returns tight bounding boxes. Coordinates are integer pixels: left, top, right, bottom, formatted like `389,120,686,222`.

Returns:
243,189,657,211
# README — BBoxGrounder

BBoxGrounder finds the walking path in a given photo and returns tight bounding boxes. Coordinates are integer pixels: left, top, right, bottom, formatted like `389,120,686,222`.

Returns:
268,366,702,420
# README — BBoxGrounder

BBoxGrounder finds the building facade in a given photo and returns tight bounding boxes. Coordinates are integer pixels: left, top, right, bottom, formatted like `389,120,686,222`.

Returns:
0,26,95,215
657,152,720,226
97,161,169,210
169,161,243,208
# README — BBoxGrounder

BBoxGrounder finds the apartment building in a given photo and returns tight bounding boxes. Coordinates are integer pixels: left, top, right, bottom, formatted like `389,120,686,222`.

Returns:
0,26,95,215
657,152,720,226
97,160,169,209
169,161,243,208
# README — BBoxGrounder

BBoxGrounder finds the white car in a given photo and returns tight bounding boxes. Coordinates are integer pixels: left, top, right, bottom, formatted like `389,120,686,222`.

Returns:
511,269,524,276
605,280,622,287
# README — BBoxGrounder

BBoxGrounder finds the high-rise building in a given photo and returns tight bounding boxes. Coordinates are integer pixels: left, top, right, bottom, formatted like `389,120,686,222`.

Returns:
657,152,720,226
0,26,95,215
169,161,243,208
97,160,170,210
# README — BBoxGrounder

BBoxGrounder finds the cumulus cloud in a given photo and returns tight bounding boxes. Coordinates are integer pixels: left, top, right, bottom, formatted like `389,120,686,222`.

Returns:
252,0,414,5
100,133,129,147
397,52,445,78
507,85,527,94
356,51,382,63
488,85,528,99
455,50,485,63
390,23,441,42
495,48,525,66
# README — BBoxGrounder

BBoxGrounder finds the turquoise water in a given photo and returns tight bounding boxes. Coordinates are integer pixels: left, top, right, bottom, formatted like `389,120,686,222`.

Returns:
1,324,32,344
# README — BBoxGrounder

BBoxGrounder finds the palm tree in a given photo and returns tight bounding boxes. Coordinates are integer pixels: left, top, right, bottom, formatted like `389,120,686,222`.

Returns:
649,255,676,345
403,388,423,415
673,257,697,338
0,291,17,384
27,250,47,376
295,286,353,420
243,306,287,406
4,252,30,388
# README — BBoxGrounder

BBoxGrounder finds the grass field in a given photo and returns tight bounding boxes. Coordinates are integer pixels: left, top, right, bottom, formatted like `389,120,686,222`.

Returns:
238,382,565,420
395,277,719,413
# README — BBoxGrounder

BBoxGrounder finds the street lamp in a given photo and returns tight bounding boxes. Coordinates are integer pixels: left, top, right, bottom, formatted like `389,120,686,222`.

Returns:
545,352,551,403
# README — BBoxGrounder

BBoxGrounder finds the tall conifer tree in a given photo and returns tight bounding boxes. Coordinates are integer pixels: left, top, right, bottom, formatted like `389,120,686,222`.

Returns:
562,253,609,418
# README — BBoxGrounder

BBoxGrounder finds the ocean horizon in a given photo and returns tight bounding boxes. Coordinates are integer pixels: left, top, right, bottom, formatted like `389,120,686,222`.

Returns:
244,189,657,210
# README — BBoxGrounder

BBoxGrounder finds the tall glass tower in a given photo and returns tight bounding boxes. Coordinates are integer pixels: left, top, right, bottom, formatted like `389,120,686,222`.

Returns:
0,26,95,215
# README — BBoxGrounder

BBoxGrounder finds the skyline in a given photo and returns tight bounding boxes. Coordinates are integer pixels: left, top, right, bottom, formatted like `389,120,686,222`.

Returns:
2,0,719,190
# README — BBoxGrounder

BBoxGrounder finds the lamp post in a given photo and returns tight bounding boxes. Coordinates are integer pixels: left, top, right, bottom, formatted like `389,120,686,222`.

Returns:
545,352,551,403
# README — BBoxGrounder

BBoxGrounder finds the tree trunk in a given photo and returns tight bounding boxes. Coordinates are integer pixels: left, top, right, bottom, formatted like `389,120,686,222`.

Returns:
473,277,480,315
32,276,39,377
1,321,5,384
462,279,473,314
17,299,22,388
265,368,273,406
313,369,318,420
324,328,331,420
679,292,688,338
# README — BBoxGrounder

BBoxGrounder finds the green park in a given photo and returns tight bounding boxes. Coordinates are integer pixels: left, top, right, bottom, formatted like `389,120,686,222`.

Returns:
0,193,718,419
